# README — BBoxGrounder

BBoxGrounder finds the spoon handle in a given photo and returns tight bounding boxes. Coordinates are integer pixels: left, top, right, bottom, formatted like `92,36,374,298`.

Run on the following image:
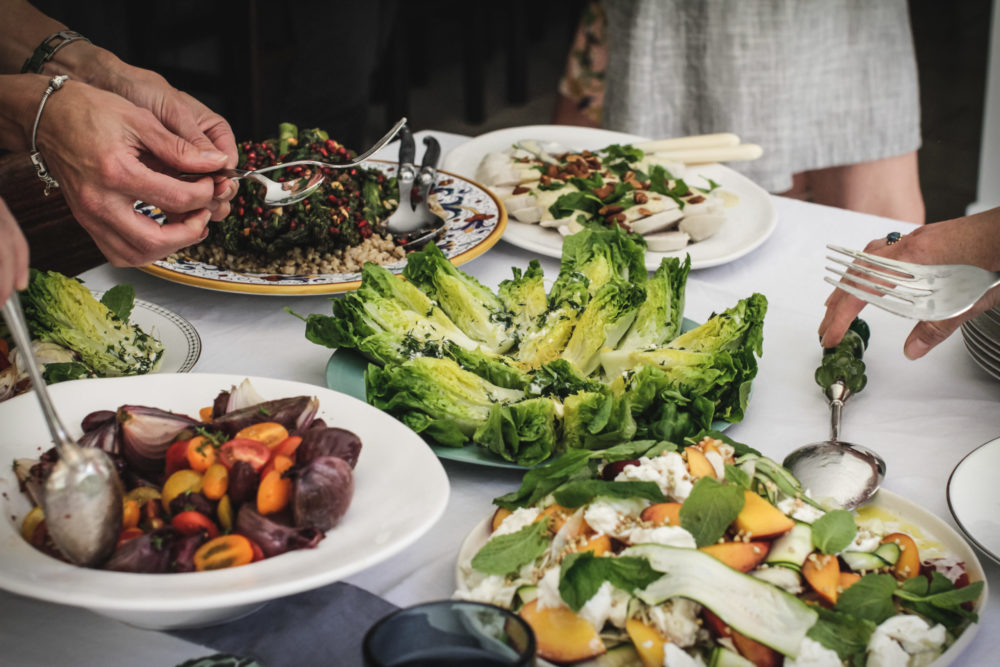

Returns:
826,380,851,443
2,295,80,462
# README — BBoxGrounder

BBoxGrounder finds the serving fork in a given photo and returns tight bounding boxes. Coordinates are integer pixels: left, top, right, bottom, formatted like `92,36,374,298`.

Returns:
825,244,1000,321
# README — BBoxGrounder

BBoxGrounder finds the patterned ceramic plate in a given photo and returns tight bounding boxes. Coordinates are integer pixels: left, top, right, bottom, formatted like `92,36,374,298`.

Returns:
138,160,506,295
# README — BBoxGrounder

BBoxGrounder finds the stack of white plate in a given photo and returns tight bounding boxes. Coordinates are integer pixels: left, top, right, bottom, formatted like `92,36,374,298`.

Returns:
960,306,1000,380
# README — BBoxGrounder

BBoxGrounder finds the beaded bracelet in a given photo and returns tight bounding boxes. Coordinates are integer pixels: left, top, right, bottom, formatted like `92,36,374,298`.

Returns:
21,30,91,74
29,75,70,196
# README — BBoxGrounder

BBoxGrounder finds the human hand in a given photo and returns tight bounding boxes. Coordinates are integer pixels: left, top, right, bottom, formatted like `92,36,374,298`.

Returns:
0,196,29,306
49,45,238,218
35,80,228,266
819,211,1000,359
104,62,239,217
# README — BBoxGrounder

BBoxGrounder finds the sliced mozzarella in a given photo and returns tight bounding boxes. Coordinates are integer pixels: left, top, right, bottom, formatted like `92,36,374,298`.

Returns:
622,197,668,222
511,207,543,223
679,213,726,241
645,230,691,252
503,193,537,211
630,208,684,235
540,216,573,228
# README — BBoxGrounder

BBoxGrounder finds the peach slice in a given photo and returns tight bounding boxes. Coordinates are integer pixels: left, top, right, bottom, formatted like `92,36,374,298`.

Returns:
733,490,795,539
684,446,716,479
699,541,771,573
702,609,780,667
537,504,573,533
625,617,667,667
802,552,841,605
838,571,862,592
519,599,606,663
640,502,683,527
574,533,613,556
491,507,512,533
882,532,920,580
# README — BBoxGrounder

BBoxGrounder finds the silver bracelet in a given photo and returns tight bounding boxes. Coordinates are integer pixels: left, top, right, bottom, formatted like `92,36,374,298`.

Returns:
29,74,69,196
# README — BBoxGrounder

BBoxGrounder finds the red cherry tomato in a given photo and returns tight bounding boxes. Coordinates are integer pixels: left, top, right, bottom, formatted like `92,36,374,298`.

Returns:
218,438,271,473
171,510,220,538
117,527,145,548
165,440,192,476
247,537,265,562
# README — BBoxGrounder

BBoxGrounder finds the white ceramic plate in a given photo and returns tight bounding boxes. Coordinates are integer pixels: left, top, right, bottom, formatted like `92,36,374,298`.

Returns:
948,435,1000,566
92,292,201,374
0,373,449,629
443,125,777,270
140,161,506,295
455,489,986,666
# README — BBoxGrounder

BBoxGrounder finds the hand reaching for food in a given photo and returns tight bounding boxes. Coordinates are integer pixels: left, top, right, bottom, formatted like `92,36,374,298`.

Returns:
29,79,229,266
819,208,1000,359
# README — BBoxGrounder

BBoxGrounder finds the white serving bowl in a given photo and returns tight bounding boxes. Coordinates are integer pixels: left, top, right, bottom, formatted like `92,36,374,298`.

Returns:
0,373,449,630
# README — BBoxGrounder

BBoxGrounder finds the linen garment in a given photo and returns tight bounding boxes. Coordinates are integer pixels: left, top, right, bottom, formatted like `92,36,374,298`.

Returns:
602,0,922,193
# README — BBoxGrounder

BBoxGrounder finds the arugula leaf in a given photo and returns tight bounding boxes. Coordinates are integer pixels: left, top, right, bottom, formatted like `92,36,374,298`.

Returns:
537,181,567,191
643,440,680,457
811,510,857,554
724,464,751,489
494,450,593,510
553,480,666,508
598,440,661,462
678,477,745,547
601,144,645,164
896,573,983,628
834,573,898,624
558,551,661,612
568,172,604,192
41,361,91,383
548,191,603,219
806,606,875,663
470,520,549,576
694,178,723,193
100,284,135,322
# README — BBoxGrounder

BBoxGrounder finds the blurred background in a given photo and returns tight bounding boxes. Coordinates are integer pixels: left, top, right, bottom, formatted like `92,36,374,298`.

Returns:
30,0,999,223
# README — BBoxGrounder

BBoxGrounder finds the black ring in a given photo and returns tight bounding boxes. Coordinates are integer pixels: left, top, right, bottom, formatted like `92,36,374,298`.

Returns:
886,231,902,245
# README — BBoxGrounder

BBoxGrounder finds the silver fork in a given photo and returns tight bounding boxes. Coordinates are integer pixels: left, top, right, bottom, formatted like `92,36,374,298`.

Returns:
825,243,1000,321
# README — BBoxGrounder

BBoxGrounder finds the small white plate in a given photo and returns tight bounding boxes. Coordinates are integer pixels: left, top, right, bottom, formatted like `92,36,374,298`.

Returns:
99,294,202,374
948,435,1000,565
0,373,450,629
443,125,778,270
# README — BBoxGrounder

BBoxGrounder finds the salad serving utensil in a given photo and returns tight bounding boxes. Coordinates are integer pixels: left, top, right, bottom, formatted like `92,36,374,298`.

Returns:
2,294,122,567
783,380,886,510
181,117,408,207
825,244,1000,321
386,131,446,248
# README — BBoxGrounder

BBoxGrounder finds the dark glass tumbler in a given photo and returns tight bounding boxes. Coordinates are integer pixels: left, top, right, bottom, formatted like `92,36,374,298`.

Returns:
362,600,536,667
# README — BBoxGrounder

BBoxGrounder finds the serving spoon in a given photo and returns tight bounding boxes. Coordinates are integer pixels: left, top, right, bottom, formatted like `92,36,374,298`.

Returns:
783,380,886,510
182,116,408,206
2,295,122,567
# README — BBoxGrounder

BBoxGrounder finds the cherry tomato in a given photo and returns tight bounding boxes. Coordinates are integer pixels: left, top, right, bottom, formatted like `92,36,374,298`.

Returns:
165,439,192,476
235,422,289,449
248,537,265,562
171,510,220,538
117,527,145,548
271,435,302,460
218,438,271,472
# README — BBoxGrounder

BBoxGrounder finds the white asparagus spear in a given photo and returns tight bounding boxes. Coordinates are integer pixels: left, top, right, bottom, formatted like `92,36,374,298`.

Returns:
634,133,740,153
649,143,763,164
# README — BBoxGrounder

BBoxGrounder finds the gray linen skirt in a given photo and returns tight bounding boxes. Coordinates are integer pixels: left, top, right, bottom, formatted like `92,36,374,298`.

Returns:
602,0,922,192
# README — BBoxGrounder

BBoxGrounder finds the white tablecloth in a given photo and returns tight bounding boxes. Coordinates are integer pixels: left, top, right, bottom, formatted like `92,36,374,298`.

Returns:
2,131,998,666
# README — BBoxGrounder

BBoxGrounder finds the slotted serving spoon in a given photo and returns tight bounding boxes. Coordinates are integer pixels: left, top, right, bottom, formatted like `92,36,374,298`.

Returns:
182,117,408,206
2,294,122,566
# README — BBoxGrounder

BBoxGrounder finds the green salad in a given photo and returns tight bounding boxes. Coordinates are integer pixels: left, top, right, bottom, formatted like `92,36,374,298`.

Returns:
295,226,767,465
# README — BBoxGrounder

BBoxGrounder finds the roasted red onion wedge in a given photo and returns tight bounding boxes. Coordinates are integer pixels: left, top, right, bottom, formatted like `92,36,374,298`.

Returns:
210,396,319,436
296,427,362,469
117,406,200,475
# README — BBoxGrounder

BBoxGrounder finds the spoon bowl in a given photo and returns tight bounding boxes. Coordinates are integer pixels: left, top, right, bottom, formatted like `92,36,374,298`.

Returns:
782,380,886,510
2,296,122,567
